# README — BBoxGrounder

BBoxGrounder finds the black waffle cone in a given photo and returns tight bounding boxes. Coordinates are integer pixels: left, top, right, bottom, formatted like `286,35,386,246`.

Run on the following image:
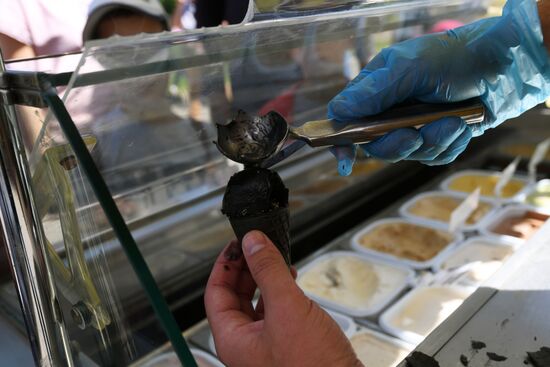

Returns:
228,207,290,266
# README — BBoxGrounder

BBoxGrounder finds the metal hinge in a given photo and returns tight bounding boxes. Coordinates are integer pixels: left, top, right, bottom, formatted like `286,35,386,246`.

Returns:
0,71,52,108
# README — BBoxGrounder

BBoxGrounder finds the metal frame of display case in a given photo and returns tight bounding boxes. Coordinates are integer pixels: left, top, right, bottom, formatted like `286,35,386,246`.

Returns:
0,0,491,365
0,53,198,366
0,54,69,367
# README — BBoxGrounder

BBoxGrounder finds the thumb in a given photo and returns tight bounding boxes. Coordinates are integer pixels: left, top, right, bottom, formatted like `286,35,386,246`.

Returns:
242,230,297,304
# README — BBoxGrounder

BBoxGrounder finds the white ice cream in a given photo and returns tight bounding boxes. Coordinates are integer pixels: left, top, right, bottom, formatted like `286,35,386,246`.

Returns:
350,331,411,367
298,255,408,312
440,241,514,282
387,287,468,338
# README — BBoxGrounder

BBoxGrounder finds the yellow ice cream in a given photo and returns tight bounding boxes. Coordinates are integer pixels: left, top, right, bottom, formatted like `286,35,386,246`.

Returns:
408,195,492,225
388,287,468,338
447,174,525,198
350,332,411,367
298,255,407,310
358,222,453,262
441,241,514,282
526,182,550,208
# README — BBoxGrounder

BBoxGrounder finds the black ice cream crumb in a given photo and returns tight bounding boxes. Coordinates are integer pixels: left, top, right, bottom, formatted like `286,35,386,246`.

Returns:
222,167,288,217
471,340,486,350
406,351,440,367
486,352,507,362
460,354,469,366
527,346,550,367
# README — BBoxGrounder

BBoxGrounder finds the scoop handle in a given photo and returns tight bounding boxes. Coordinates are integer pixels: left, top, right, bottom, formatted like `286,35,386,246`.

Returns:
291,98,485,147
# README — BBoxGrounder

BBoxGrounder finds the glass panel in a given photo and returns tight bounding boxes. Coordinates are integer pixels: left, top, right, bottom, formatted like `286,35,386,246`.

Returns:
4,52,82,74
1,0,490,365
251,0,490,21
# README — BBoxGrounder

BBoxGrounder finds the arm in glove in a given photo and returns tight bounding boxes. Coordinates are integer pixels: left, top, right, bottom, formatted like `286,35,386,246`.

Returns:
328,0,550,175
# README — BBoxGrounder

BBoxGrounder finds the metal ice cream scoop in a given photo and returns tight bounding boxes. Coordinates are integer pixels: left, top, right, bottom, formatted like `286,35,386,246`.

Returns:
215,98,485,168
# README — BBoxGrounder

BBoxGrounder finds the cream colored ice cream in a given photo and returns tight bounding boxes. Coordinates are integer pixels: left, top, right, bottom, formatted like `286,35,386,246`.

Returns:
447,174,525,198
408,195,492,225
526,182,550,208
358,222,453,262
387,287,468,338
298,255,408,311
440,241,514,282
350,332,411,367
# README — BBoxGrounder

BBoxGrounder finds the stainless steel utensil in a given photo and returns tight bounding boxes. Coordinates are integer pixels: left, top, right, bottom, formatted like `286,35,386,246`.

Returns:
215,98,485,168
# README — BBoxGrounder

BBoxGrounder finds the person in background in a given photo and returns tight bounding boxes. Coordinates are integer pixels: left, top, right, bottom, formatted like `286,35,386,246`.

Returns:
0,0,91,64
171,0,197,30
194,0,249,27
82,0,170,41
0,0,92,147
205,0,550,366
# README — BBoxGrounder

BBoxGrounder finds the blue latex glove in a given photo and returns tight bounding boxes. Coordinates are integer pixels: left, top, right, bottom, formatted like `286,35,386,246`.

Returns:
328,0,550,175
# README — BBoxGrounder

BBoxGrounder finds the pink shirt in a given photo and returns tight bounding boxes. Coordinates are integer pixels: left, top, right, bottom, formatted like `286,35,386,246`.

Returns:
0,0,90,55
0,0,91,71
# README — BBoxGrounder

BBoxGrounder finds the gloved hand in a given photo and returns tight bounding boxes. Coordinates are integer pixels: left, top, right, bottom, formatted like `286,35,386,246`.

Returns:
205,231,362,367
328,0,550,175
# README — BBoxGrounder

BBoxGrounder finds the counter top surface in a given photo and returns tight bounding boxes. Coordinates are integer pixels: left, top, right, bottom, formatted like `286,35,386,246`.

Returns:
404,220,550,367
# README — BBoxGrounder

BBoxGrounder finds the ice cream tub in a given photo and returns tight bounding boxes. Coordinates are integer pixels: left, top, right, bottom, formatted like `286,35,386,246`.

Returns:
141,348,224,367
433,236,516,286
440,169,529,201
349,327,414,367
479,205,550,245
399,191,495,231
523,179,550,209
325,308,357,337
351,218,462,269
379,285,473,345
297,251,414,317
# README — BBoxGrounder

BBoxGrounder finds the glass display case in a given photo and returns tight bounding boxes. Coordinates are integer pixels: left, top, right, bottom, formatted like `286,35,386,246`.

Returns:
0,0,505,366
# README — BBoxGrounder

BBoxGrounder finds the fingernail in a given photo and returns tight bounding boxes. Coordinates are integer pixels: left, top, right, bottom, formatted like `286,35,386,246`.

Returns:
243,231,266,256
223,241,242,261
338,158,352,176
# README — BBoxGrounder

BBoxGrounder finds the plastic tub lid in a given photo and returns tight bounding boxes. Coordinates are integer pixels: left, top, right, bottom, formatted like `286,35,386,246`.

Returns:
324,308,357,338
141,348,224,367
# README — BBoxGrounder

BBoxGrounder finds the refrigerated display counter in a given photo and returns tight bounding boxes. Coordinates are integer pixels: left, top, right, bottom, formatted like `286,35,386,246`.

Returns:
3,0,550,365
